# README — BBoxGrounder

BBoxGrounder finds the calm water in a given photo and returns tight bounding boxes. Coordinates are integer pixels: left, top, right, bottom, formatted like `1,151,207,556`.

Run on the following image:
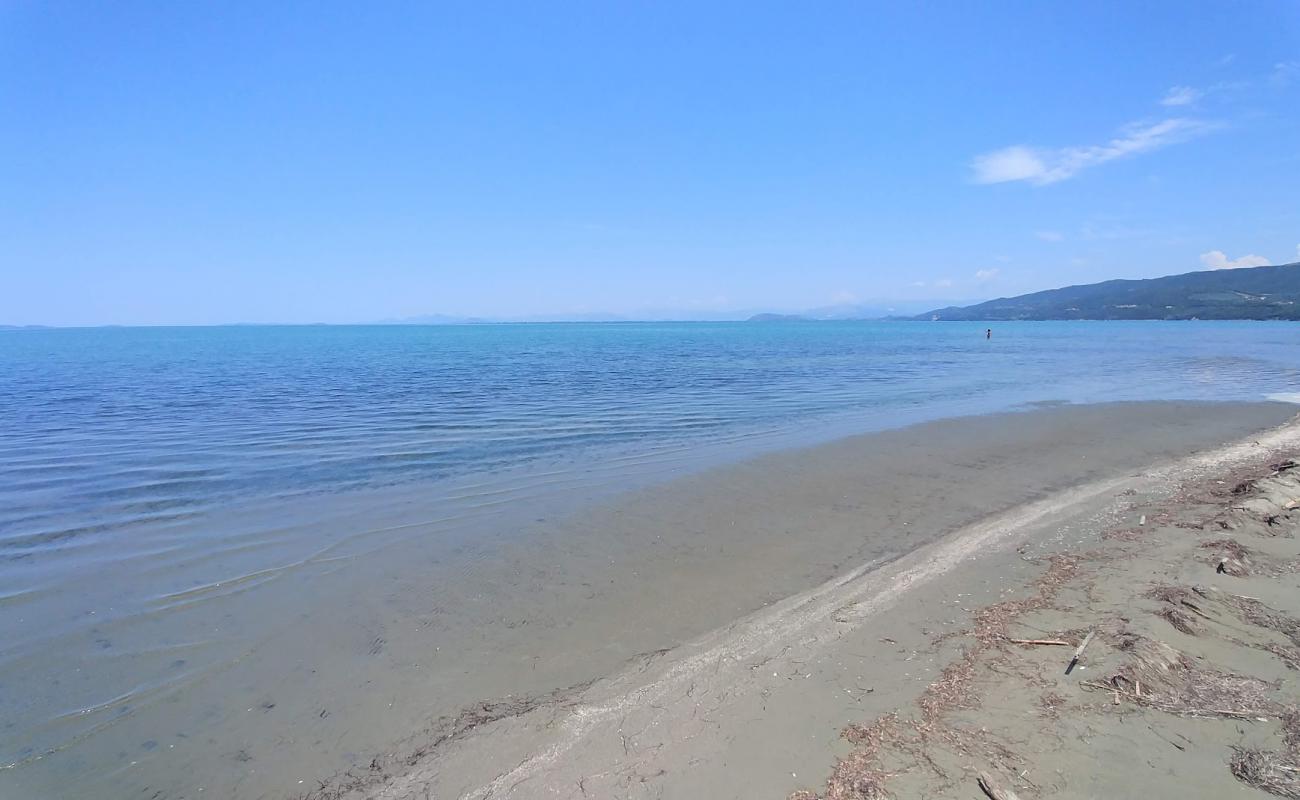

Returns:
2,320,1299,797
5,321,1299,558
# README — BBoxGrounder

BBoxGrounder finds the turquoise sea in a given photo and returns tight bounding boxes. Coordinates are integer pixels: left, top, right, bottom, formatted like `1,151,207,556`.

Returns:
5,321,1299,557
2,320,1298,797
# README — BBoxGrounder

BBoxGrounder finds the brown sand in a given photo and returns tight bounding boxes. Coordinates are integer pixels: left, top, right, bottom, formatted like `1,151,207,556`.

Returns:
281,405,1300,800
790,451,1300,799
15,402,1296,800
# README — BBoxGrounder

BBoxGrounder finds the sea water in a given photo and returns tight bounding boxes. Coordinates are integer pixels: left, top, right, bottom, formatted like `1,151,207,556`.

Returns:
2,320,1298,797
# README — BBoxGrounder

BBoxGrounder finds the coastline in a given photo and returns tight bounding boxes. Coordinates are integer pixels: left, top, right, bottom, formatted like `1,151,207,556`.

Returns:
6,401,1296,799
290,401,1299,800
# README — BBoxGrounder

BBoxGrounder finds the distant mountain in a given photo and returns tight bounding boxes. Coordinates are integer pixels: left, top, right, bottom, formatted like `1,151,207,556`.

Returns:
801,300,968,320
747,299,968,322
375,313,486,325
375,309,762,324
747,313,809,322
915,263,1300,321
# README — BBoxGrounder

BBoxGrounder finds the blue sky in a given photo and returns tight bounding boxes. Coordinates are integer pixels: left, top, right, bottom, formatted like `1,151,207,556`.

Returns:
2,1,1298,325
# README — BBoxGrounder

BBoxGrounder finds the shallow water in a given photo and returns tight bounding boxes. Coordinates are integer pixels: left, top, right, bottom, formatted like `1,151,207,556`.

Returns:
2,321,1298,798
5,321,1297,556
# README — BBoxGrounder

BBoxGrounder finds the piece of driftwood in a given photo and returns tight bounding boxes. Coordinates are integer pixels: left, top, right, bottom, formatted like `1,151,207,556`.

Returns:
977,771,1022,800
1065,630,1095,675
1004,637,1071,646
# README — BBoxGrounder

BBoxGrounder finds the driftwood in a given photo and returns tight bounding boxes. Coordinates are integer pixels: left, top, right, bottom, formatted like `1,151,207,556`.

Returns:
1065,630,1095,675
977,770,1022,800
1004,637,1071,646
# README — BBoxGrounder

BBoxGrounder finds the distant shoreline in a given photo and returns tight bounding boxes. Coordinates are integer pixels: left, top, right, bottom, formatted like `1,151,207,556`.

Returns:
7,316,1300,330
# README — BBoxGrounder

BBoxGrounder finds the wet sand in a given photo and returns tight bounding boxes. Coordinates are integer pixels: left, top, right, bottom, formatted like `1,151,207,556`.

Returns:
5,401,1295,800
278,400,1296,800
328,403,1300,800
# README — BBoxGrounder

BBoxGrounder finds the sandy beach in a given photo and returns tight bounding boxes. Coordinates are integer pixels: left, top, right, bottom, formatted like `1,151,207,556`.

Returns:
12,6,1300,798
11,400,1300,800
256,400,1300,800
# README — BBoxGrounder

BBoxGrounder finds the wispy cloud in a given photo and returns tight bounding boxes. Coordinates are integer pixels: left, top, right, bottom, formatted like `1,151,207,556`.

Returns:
1035,230,1064,242
1199,250,1271,270
971,118,1215,186
1273,61,1300,86
974,268,1000,282
1160,86,1202,106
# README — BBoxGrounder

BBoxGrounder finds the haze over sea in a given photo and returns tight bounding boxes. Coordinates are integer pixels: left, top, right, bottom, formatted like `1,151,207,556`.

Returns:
2,320,1299,797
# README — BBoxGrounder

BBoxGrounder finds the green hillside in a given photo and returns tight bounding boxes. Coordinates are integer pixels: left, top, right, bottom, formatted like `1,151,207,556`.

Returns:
918,263,1300,321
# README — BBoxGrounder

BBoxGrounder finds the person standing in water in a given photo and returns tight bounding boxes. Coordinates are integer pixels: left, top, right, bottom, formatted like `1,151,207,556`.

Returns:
985,328,992,340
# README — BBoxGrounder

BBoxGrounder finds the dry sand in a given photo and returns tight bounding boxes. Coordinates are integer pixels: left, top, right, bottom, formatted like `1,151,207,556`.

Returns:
284,403,1300,800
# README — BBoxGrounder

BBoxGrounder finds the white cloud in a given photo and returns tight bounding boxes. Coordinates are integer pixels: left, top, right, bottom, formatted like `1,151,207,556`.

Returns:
970,146,1046,184
1295,244,1300,260
1273,61,1300,86
934,278,954,288
974,269,1000,282
971,118,1215,186
1199,250,1271,270
1160,86,1201,106
1035,230,1064,242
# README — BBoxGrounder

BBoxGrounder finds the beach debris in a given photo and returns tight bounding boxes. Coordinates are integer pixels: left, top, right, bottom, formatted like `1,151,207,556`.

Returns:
1145,585,1215,620
977,770,1022,800
794,456,1300,800
1065,630,1094,675
1229,748,1300,799
1202,538,1254,576
1080,634,1280,721
1229,709,1300,797
1157,605,1201,636
1221,594,1300,649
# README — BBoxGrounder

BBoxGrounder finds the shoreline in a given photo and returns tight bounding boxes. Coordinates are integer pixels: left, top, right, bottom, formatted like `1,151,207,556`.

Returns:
6,401,1297,799
297,402,1300,800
